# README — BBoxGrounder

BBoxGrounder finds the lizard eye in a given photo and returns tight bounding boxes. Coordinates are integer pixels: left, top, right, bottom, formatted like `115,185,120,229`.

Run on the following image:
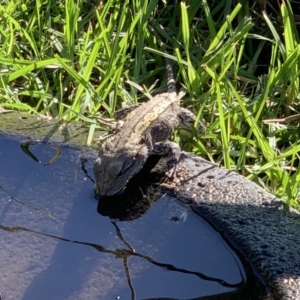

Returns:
116,161,133,178
116,170,124,177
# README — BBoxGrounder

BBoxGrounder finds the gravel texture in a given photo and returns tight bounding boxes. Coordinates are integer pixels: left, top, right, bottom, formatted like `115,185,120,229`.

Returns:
172,153,300,300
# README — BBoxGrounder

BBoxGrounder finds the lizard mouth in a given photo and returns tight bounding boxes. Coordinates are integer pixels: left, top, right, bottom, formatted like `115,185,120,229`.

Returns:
106,183,128,197
94,182,127,199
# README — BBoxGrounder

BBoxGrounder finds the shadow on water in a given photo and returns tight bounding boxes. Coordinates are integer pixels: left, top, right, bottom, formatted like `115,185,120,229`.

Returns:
0,134,268,299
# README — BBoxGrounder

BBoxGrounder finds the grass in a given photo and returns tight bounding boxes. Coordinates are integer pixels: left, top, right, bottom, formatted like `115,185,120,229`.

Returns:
1,0,300,209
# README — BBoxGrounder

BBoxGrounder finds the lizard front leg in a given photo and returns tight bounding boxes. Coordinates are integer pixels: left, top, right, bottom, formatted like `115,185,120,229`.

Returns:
94,103,143,134
150,141,181,178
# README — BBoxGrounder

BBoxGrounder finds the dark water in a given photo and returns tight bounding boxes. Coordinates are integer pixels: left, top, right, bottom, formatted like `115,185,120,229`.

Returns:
0,134,265,300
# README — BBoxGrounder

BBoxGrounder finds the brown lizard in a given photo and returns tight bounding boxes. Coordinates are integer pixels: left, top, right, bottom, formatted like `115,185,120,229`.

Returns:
93,25,205,197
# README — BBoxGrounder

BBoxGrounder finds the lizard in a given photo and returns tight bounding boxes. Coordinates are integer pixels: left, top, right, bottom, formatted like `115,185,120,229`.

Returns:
93,24,205,197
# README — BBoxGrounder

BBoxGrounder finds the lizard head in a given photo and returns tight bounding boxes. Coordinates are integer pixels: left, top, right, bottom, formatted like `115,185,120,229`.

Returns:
93,145,148,197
